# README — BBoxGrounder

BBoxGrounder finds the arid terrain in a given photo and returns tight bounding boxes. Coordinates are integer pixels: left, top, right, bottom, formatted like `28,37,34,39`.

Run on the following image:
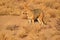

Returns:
0,0,60,40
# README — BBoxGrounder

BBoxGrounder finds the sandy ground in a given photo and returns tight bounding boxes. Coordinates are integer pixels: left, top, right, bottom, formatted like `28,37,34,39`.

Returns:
0,16,60,40
0,0,60,40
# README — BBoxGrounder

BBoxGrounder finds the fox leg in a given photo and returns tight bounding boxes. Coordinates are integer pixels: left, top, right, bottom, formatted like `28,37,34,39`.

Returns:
37,13,44,25
31,19,34,24
37,18,43,25
28,19,34,24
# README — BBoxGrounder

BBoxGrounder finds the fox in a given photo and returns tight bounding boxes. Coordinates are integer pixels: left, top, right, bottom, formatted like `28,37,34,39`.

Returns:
26,9,44,25
23,5,44,25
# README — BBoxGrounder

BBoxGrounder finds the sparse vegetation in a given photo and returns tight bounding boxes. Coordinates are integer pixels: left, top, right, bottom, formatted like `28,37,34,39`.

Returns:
0,0,60,40
6,25,19,31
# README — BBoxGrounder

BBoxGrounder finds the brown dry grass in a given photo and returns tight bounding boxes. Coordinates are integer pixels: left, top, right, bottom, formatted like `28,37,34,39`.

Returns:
0,0,60,40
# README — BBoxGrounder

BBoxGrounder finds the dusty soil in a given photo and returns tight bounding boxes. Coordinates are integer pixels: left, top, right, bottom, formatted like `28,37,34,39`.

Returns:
0,0,60,40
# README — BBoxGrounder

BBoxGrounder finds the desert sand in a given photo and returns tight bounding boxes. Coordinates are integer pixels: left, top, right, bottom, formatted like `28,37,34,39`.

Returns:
0,0,60,40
